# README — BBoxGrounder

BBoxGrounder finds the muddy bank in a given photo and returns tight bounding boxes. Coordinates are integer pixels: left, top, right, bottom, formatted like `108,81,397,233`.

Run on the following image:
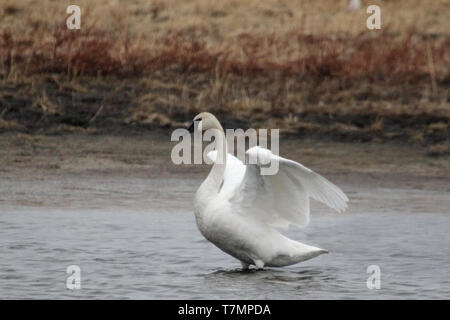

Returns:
1,133,449,193
0,73,449,157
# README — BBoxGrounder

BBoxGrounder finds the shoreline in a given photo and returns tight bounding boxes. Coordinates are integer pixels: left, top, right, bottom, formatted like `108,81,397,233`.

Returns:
0,73,448,157
1,132,448,191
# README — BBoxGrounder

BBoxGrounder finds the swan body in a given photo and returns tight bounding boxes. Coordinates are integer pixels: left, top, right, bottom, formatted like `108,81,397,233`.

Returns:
190,112,348,269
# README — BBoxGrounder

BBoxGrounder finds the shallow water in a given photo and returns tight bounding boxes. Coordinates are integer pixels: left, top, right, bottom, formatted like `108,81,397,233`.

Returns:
0,175,449,299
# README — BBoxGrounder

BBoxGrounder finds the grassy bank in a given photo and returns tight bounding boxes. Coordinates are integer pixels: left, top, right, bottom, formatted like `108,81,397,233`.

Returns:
0,0,449,155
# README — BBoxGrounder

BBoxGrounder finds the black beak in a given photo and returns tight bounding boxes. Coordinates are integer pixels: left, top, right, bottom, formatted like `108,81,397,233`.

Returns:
187,121,195,133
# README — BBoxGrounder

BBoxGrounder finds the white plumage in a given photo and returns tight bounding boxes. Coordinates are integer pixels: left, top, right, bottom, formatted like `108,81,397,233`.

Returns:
190,112,349,269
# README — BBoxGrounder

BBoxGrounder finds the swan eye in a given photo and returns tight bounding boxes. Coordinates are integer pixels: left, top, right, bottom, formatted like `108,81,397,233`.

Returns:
188,118,203,132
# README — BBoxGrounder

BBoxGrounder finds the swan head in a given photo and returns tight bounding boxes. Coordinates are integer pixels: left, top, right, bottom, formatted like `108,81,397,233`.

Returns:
188,112,223,133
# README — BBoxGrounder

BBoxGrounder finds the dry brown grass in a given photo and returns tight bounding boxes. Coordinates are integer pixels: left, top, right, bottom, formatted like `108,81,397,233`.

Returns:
0,0,449,151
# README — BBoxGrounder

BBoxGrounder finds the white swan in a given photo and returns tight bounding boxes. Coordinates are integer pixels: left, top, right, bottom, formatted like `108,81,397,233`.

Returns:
189,112,348,269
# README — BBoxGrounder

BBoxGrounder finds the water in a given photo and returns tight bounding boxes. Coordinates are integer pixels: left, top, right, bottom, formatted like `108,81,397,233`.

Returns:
1,174,449,299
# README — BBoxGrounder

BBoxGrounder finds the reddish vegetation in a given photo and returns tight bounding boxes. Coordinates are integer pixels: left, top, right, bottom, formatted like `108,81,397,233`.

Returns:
1,26,448,83
0,23,449,156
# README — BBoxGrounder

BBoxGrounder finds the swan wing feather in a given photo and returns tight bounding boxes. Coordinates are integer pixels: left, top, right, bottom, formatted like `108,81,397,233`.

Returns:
230,146,348,228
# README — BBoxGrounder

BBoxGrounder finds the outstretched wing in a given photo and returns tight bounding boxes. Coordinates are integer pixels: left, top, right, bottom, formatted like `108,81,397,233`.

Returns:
230,146,348,229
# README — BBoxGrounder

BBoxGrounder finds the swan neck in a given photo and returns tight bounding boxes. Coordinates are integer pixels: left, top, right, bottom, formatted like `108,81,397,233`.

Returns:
202,127,227,196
